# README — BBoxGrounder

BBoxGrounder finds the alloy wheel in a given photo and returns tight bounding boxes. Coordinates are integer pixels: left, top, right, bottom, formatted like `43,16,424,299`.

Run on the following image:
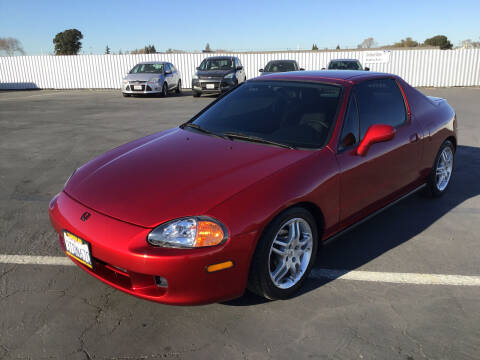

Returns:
268,218,313,289
436,146,453,191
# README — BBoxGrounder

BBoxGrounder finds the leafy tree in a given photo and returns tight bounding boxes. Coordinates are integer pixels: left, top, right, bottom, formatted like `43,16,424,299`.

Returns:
357,37,377,49
312,44,318,50
393,37,419,47
336,44,340,50
53,29,83,55
105,45,110,54
0,37,25,56
424,35,452,50
118,49,123,55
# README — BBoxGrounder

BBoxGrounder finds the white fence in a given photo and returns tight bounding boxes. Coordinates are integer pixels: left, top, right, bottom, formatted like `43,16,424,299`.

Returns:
1,49,479,89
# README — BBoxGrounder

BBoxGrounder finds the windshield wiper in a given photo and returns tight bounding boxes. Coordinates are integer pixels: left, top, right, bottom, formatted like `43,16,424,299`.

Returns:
223,132,295,149
181,123,227,139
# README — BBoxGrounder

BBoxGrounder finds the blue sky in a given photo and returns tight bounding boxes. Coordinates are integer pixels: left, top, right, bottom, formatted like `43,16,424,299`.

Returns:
1,0,479,55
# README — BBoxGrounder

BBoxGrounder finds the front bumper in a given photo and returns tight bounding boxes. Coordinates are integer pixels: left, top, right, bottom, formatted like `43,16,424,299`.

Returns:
191,78,237,94
122,82,162,95
49,191,256,305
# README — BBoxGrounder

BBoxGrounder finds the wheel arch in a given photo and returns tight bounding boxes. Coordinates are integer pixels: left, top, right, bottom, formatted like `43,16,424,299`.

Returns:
446,135,457,152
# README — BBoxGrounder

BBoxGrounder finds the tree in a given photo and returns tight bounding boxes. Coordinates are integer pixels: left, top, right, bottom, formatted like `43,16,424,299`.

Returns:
53,29,83,55
144,45,156,54
424,35,452,50
105,45,110,54
0,37,25,56
203,43,212,53
336,44,340,50
312,44,318,50
130,45,156,54
357,37,377,49
393,37,419,47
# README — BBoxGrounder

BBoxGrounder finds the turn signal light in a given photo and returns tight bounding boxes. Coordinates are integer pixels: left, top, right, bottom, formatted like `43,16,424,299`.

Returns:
206,260,234,273
195,221,225,247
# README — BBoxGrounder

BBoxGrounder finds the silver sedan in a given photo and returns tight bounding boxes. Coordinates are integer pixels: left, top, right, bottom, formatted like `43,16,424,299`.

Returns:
122,61,182,97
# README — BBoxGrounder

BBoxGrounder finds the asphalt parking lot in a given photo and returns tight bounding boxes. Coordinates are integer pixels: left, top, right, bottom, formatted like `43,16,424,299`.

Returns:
1,87,479,359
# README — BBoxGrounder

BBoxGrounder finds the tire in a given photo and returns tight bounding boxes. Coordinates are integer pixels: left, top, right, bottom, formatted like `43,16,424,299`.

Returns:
122,93,130,97
161,82,168,97
193,91,201,98
425,140,455,197
175,80,182,94
248,207,319,300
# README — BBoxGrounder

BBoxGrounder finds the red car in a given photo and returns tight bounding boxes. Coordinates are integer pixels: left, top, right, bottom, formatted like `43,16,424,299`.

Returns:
49,71,456,305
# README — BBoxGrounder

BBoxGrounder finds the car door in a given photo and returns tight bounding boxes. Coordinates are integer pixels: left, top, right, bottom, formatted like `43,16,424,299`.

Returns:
171,64,180,87
235,58,245,83
335,78,422,225
164,63,174,89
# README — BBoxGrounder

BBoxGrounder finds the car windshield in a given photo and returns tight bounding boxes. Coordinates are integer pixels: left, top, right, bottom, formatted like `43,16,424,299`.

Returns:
129,63,164,74
199,58,234,71
264,61,298,72
328,61,362,70
190,81,342,149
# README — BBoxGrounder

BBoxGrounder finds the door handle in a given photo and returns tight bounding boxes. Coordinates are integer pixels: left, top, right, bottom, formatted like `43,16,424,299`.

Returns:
409,133,419,143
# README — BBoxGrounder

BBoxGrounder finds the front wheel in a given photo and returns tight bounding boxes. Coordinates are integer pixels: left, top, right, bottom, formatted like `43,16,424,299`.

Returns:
161,82,168,97
425,140,455,197
175,80,182,94
193,91,201,98
248,207,318,300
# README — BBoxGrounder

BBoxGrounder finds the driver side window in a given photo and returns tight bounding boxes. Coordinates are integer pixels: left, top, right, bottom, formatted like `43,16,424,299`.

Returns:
338,92,360,152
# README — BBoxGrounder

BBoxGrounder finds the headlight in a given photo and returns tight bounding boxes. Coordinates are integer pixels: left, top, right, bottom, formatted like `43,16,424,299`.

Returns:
148,77,159,84
224,72,235,79
122,79,128,83
192,73,198,80
64,169,77,188
147,217,228,248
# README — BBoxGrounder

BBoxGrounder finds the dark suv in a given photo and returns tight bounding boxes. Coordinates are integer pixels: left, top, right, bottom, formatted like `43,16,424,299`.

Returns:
191,56,246,97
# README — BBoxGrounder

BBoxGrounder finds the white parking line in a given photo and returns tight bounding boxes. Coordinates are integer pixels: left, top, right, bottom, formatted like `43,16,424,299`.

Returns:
310,269,480,286
0,254,73,266
1,254,480,286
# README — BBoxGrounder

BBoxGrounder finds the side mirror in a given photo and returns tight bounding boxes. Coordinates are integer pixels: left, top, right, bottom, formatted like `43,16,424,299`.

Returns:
356,124,395,156
364,67,370,71
259,69,264,72
164,70,172,75
299,68,305,71
236,66,243,70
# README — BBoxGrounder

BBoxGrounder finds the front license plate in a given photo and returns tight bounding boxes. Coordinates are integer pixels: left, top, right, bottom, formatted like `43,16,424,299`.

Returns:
63,231,93,269
206,83,215,89
133,85,142,90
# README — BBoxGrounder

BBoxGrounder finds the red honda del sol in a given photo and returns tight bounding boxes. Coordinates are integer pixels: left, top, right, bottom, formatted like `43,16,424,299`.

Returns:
49,71,456,305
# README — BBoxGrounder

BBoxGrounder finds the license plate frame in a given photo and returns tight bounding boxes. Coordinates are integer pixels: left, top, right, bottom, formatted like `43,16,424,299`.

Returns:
63,231,93,269
133,85,142,90
206,83,215,89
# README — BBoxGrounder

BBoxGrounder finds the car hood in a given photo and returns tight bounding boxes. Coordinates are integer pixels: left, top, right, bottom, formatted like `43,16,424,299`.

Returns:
65,128,311,228
197,70,233,78
124,73,161,82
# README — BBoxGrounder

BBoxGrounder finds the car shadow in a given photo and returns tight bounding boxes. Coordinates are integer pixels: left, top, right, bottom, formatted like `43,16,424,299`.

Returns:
223,144,480,306
0,82,39,90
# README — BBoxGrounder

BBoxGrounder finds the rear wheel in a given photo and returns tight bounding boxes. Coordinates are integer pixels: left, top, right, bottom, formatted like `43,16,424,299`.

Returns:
175,80,182,94
161,82,168,97
248,207,318,300
193,91,201,98
425,140,455,197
